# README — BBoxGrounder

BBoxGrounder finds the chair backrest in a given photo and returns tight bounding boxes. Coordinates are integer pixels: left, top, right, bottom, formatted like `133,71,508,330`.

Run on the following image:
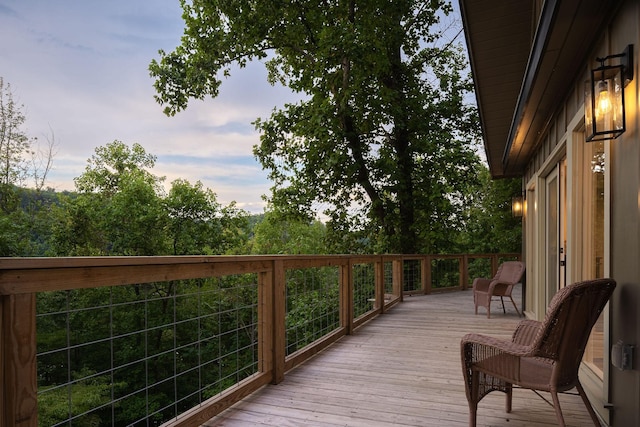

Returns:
530,278,616,388
493,261,525,284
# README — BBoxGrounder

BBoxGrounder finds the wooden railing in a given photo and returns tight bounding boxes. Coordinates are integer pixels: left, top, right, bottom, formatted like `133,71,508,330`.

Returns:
0,253,519,427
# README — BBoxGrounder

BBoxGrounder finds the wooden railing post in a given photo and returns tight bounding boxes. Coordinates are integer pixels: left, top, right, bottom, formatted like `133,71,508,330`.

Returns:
393,258,403,302
342,261,354,335
375,257,385,313
421,256,431,295
258,270,273,377
272,259,286,385
2,293,37,427
459,255,467,290
491,254,499,277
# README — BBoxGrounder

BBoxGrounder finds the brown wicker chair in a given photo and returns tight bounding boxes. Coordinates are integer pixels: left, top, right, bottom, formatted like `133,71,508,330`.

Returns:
473,261,525,318
461,278,616,427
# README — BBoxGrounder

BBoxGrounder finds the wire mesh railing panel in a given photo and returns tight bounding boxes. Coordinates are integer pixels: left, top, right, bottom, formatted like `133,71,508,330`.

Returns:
466,257,493,287
285,267,340,356
403,259,422,292
36,274,259,427
383,261,394,295
430,257,461,290
352,263,376,318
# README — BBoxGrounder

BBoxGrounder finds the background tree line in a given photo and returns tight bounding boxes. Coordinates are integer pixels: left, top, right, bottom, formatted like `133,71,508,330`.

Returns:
1,73,521,257
1,137,521,257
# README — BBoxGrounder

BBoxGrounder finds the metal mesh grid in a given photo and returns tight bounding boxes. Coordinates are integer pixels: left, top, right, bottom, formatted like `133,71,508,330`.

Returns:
430,258,460,289
383,261,394,294
36,274,259,426
467,257,493,287
352,263,376,318
285,267,340,356
403,259,422,292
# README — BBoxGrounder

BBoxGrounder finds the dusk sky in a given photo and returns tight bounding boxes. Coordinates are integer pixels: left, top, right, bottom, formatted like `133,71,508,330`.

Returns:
1,1,467,215
0,0,301,214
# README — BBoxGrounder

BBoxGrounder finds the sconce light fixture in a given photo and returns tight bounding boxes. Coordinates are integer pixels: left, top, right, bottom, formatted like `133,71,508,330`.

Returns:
585,44,634,142
512,195,524,218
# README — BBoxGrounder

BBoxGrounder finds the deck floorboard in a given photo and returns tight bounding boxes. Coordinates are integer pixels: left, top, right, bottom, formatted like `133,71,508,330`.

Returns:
204,286,596,426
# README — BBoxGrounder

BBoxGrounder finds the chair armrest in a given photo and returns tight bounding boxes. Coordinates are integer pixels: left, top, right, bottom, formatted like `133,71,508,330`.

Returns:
512,319,542,346
461,333,537,396
462,333,533,358
488,280,514,296
472,277,491,292
461,333,534,375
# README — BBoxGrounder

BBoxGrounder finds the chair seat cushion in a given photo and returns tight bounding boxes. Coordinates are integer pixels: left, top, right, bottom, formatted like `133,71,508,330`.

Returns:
475,353,555,391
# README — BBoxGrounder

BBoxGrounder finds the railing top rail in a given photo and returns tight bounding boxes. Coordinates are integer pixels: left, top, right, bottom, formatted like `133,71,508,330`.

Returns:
0,255,355,270
0,253,520,271
0,253,520,296
0,255,389,295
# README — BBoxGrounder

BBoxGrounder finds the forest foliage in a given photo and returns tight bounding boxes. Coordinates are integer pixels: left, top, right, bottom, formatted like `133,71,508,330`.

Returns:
1,1,523,422
1,100,521,425
149,0,485,254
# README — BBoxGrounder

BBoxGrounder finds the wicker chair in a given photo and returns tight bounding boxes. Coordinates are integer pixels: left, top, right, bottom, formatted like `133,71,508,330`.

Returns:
461,278,616,427
473,261,525,318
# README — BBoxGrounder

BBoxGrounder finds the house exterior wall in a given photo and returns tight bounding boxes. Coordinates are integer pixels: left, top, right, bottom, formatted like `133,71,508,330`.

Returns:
608,3,640,426
521,1,640,425
522,1,640,426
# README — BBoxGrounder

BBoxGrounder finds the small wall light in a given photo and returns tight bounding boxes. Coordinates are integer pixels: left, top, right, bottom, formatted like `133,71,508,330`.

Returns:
512,195,524,218
585,44,634,142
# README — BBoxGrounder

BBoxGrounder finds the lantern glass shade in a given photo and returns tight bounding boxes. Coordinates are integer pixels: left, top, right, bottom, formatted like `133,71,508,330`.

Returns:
586,64,625,141
512,196,524,218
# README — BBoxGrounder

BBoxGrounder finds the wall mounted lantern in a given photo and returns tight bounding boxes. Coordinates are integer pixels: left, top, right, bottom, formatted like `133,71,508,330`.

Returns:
585,44,634,142
512,195,524,218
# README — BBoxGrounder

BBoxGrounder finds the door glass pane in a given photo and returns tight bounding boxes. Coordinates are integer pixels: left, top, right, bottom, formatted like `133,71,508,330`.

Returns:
546,174,558,305
584,140,605,377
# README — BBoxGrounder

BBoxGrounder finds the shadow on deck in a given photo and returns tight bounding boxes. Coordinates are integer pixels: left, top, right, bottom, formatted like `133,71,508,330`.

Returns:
204,286,595,426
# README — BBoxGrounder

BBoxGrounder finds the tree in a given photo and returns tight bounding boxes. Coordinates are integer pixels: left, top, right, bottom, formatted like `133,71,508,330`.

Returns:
456,166,522,253
0,77,33,212
50,140,250,257
0,78,57,256
165,178,222,255
74,140,161,195
149,0,481,254
250,210,327,254
0,79,30,186
51,141,168,255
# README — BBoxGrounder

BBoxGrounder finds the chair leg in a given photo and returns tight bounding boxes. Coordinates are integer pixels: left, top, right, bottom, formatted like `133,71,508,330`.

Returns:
500,296,506,313
474,292,478,314
468,402,478,427
550,389,566,427
505,383,512,413
509,295,521,316
468,373,479,427
576,381,601,426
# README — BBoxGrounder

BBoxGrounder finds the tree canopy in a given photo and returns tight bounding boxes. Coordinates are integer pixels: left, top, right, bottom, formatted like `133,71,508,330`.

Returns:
149,0,482,254
49,140,250,256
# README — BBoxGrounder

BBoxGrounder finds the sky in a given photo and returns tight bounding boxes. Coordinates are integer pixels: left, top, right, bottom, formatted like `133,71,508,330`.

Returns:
0,0,301,214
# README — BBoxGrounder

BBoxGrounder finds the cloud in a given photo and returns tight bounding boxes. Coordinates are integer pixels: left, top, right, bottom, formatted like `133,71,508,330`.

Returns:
0,4,19,18
1,0,303,214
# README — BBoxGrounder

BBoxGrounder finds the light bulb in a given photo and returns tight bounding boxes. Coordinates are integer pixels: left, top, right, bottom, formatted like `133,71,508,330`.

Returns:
596,80,612,117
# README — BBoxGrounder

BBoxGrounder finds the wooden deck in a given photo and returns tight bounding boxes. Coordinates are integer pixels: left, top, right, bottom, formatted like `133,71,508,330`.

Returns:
204,287,595,426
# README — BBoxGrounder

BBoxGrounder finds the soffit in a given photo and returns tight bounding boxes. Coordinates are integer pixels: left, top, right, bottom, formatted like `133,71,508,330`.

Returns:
459,0,534,178
460,0,622,178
